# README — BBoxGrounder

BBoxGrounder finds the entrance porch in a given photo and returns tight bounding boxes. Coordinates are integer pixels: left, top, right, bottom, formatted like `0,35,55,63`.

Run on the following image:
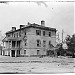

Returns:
10,50,20,57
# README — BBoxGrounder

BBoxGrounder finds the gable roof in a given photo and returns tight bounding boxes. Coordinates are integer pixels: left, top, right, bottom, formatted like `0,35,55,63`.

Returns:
6,23,57,34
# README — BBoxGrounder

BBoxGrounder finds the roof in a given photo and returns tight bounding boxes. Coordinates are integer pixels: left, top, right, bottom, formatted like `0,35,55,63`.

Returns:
6,23,57,34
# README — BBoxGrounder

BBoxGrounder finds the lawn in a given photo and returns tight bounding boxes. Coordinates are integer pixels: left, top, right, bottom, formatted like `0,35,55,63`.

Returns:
0,55,74,73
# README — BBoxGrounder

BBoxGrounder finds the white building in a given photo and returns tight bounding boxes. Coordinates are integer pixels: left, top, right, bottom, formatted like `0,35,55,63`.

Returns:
2,20,57,57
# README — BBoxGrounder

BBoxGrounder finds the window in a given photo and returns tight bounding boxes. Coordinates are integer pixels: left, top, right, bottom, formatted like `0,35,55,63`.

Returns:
49,41,51,45
43,31,45,36
25,30,26,35
12,41,16,48
9,41,11,48
17,41,20,48
49,32,51,37
24,39,27,46
14,34,15,37
24,50,26,54
17,33,18,38
19,32,21,37
43,40,46,47
36,30,41,36
37,40,41,47
25,43,27,46
37,50,40,55
8,34,10,37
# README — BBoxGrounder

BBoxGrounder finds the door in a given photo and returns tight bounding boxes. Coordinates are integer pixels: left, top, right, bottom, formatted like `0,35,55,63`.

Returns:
17,50,20,57
11,50,15,57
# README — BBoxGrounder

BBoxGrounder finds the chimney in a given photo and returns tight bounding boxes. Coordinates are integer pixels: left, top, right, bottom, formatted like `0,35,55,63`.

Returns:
28,22,31,25
41,20,45,26
20,25,25,29
12,27,16,31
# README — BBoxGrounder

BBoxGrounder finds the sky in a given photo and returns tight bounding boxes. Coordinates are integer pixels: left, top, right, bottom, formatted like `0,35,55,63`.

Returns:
0,1,74,41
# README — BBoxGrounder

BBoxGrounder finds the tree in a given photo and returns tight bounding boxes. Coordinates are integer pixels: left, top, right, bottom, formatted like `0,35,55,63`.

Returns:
0,31,5,45
56,43,65,56
65,34,75,57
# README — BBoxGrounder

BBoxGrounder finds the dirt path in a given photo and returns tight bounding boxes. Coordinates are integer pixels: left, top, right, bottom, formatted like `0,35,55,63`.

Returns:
0,55,74,73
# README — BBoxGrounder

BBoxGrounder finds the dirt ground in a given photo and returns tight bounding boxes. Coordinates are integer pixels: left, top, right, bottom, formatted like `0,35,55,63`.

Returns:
0,55,74,74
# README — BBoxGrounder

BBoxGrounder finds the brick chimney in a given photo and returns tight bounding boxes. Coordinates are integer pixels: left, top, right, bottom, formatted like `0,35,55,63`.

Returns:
41,20,45,26
20,25,25,29
12,27,16,31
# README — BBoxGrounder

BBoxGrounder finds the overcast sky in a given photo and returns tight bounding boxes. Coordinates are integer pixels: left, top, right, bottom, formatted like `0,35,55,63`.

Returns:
0,1,74,41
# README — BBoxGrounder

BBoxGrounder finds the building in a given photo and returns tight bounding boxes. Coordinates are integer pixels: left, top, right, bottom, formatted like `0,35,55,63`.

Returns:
0,45,2,55
2,20,57,57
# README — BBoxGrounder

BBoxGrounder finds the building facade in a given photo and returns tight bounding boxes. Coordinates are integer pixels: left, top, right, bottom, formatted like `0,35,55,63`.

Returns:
2,20,56,57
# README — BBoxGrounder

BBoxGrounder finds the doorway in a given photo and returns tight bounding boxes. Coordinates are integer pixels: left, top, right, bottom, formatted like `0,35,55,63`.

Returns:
17,50,20,57
11,50,15,57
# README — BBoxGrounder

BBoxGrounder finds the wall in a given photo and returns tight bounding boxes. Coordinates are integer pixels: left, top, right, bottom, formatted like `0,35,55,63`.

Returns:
4,26,56,56
20,27,56,56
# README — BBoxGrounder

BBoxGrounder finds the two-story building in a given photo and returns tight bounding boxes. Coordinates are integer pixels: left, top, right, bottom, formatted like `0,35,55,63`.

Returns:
2,20,57,57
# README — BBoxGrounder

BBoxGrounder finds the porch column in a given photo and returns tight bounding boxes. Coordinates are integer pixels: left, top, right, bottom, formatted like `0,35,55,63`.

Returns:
15,50,17,57
11,41,12,48
10,50,12,57
2,50,4,56
3,42,4,47
8,41,10,48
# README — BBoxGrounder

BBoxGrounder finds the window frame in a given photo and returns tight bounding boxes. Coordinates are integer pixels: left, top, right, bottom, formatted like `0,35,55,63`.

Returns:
14,34,15,37
8,34,10,37
43,31,45,36
37,40,41,47
24,39,27,46
37,50,40,55
43,40,46,47
17,33,18,38
49,32,51,37
36,30,41,36
49,41,51,45
25,30,26,36
24,50,26,54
